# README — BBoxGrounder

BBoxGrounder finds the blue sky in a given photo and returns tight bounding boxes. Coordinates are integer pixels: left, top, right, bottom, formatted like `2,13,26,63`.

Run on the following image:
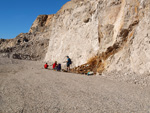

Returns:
0,0,70,39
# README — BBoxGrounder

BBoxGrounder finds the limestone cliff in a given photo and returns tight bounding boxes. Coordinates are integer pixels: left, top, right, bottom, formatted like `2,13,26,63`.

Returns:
44,0,150,76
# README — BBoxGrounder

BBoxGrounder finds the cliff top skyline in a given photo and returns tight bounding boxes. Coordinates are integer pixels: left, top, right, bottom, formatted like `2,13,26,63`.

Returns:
0,0,70,39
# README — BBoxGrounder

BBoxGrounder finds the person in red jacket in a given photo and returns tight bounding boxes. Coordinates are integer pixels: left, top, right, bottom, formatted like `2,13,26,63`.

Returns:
44,63,49,69
53,61,57,70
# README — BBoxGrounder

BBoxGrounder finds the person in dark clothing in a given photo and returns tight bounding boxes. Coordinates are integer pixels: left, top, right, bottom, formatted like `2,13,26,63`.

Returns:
57,63,61,71
44,63,49,69
66,56,72,72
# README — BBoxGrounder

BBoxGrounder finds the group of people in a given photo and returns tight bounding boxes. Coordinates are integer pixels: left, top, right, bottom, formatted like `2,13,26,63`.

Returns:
52,61,61,71
44,56,72,72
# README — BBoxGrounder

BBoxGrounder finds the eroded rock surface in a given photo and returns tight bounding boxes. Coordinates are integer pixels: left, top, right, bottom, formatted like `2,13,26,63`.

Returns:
0,15,54,60
44,0,150,76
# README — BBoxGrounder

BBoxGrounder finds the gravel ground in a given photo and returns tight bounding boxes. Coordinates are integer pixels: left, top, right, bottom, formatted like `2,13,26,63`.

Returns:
1,58,150,113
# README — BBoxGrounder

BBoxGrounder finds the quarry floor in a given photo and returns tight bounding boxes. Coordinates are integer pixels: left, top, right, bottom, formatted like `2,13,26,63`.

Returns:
0,58,150,113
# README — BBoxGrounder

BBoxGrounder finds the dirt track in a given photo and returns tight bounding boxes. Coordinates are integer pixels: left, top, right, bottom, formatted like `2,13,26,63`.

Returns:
0,58,150,113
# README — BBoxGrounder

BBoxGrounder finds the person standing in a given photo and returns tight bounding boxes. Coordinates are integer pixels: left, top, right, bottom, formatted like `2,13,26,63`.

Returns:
66,56,72,72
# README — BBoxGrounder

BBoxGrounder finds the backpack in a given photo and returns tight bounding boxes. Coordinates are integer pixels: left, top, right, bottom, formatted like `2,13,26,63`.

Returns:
68,58,72,64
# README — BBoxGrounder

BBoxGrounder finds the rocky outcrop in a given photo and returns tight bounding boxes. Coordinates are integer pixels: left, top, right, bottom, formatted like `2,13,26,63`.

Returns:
0,15,54,60
45,0,100,66
0,32,49,60
29,15,54,35
45,0,150,76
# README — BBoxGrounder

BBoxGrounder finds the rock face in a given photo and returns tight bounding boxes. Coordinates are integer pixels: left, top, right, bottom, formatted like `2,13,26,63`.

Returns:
0,14,54,60
101,0,150,76
0,33,49,60
29,15,54,35
44,0,150,75
45,0,100,66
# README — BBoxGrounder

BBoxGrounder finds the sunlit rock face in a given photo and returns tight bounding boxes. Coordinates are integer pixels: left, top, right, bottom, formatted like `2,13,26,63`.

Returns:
45,0,150,75
45,0,100,66
29,15,54,35
104,0,150,75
